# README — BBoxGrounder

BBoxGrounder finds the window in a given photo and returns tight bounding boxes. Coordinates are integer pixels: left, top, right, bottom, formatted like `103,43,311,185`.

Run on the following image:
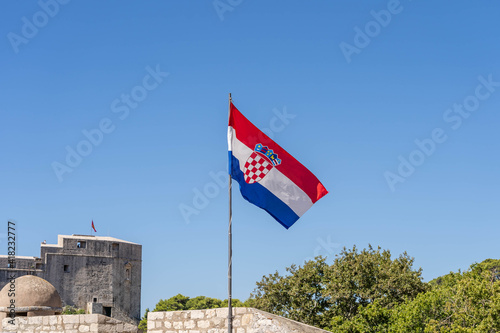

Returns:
103,307,112,317
125,263,132,281
77,241,86,249
7,262,15,268
93,298,97,303
35,263,42,269
64,265,69,272
112,243,119,251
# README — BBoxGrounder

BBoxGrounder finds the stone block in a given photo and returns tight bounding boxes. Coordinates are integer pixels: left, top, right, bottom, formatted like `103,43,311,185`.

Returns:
241,314,253,326
235,308,247,314
83,315,99,324
211,316,223,327
49,315,58,325
190,310,205,319
198,320,211,329
2,323,17,331
205,309,216,318
216,308,228,318
63,315,80,324
184,319,195,329
148,312,165,320
208,329,224,333
79,324,91,332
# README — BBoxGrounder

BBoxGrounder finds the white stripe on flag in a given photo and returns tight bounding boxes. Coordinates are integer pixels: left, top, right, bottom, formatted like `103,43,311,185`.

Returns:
227,126,233,151
259,168,313,217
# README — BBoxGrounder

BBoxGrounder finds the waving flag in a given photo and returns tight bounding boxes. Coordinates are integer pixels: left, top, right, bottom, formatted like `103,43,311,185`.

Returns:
228,102,328,229
91,220,96,232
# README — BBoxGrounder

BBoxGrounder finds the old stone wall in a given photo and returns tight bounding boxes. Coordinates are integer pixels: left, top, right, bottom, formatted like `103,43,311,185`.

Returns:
41,236,142,324
0,235,142,325
1,314,138,333
147,307,330,333
0,257,40,289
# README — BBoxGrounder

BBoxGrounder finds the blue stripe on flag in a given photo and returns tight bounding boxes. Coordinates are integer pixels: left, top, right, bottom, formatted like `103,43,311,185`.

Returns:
229,152,299,229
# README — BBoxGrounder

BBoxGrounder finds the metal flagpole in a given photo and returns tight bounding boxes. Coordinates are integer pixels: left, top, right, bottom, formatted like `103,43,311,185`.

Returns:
228,93,233,333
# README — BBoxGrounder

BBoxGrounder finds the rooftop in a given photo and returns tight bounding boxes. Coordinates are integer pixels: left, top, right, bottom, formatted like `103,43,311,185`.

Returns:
0,255,37,260
41,234,140,248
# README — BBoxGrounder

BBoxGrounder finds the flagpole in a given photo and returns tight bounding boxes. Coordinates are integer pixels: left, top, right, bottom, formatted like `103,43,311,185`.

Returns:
228,93,233,333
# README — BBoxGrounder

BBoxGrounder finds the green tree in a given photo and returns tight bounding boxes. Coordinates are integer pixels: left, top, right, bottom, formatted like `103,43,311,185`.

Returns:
186,296,225,310
153,294,190,311
326,245,428,320
251,256,331,328
138,308,149,332
250,245,427,330
390,260,500,332
61,305,85,314
329,299,393,333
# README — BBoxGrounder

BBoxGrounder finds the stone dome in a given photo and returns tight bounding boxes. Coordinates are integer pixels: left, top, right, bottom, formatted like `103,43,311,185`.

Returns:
0,275,62,308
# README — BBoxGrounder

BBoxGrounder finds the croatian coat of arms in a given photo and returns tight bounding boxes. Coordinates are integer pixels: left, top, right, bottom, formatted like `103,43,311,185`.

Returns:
243,144,282,184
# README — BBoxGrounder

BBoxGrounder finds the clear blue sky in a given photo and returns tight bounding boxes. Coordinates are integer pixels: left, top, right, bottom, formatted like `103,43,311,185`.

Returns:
1,1,499,313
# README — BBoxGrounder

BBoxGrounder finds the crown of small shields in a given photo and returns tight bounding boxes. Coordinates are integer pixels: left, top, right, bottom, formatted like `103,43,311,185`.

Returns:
255,144,281,166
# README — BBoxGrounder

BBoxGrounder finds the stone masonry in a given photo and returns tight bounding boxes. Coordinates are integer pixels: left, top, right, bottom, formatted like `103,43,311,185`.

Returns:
1,314,138,333
0,235,142,325
147,307,330,333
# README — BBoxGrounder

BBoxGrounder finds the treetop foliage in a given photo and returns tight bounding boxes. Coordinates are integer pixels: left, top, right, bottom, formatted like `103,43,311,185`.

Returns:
139,248,499,332
250,245,428,329
152,294,246,312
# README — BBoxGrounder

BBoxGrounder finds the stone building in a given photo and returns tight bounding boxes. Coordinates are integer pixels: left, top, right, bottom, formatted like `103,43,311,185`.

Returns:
0,235,141,325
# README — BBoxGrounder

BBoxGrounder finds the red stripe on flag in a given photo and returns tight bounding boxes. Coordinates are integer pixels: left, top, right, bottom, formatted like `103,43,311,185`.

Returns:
229,102,328,203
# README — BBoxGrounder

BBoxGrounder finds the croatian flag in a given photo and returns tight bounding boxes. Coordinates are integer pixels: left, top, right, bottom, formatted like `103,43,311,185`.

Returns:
228,102,328,229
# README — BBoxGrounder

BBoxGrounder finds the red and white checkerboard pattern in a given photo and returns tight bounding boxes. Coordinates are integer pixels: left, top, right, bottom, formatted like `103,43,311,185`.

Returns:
243,152,274,184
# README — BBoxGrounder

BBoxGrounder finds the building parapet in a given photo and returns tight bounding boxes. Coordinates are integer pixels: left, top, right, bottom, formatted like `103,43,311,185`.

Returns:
147,307,330,333
1,314,138,333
